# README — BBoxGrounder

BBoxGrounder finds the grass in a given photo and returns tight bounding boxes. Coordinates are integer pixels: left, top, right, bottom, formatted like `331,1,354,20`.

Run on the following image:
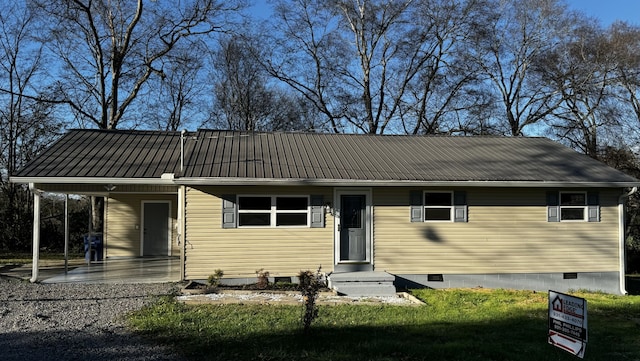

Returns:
127,288,640,361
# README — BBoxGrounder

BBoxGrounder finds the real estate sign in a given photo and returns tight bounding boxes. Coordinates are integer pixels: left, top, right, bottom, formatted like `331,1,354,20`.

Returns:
548,290,588,358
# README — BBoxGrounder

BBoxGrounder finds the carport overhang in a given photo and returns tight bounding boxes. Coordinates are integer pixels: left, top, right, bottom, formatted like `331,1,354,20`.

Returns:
10,176,183,283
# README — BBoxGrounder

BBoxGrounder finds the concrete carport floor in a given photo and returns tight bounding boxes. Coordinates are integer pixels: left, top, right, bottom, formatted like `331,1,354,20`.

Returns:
0,257,180,284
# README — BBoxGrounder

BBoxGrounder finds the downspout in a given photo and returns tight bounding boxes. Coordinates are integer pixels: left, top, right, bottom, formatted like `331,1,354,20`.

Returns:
180,129,185,175
29,183,42,283
619,187,637,295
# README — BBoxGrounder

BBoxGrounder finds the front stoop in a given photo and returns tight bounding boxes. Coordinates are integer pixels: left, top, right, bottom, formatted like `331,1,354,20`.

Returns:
327,271,397,297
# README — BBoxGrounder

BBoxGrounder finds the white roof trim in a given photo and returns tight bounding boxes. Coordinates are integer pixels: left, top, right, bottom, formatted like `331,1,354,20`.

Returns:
12,176,638,188
174,177,639,188
10,177,176,185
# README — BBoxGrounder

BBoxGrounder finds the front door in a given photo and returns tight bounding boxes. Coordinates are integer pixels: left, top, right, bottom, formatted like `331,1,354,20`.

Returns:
340,195,366,261
335,189,372,271
142,201,170,257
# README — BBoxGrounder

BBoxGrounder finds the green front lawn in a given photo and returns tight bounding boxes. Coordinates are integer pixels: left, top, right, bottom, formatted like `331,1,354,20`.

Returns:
127,288,640,361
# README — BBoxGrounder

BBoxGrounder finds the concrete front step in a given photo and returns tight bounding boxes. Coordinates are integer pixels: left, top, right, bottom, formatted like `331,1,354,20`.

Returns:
328,271,397,297
332,283,398,297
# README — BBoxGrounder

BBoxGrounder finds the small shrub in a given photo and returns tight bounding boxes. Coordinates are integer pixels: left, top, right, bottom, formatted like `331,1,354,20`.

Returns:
256,268,270,289
298,266,325,334
207,269,224,287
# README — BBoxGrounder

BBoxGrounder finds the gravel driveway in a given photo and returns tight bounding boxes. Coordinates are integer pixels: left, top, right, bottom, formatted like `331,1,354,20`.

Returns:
0,277,186,361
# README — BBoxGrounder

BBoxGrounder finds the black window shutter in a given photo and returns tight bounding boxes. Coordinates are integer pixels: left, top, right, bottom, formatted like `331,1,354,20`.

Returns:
453,191,468,222
221,194,237,228
310,195,325,228
587,192,600,222
410,190,423,222
546,191,560,222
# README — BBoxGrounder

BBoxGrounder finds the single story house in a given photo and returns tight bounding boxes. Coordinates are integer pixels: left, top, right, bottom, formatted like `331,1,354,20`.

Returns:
11,129,639,295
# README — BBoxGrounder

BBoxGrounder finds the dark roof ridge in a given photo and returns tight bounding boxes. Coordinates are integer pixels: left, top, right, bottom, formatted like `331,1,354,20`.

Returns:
68,128,183,135
195,129,547,139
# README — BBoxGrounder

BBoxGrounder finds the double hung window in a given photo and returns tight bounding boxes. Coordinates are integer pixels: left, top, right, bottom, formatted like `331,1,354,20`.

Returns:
546,191,599,222
559,192,587,221
410,190,467,222
237,196,309,227
424,192,454,221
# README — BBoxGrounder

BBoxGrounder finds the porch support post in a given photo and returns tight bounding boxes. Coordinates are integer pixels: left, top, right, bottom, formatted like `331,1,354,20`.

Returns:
64,194,69,273
29,184,42,283
178,185,186,281
619,187,638,295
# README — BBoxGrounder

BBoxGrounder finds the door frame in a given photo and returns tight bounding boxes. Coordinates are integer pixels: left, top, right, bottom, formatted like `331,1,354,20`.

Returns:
140,200,172,257
334,188,373,269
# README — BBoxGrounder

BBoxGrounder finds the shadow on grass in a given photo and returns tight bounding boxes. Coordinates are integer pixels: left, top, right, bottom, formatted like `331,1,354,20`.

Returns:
144,319,632,361
131,302,640,361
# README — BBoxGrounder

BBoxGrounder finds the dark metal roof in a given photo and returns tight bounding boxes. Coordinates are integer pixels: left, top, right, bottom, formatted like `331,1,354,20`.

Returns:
14,129,182,179
182,130,638,185
12,129,639,186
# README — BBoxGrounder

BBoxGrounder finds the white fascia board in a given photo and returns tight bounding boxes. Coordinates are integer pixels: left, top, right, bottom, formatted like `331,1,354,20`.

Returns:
174,177,640,188
10,177,177,185
12,176,639,188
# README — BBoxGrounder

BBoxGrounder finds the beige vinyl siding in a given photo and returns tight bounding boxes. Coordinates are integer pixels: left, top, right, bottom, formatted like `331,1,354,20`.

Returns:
185,186,333,279
105,194,178,257
374,188,621,274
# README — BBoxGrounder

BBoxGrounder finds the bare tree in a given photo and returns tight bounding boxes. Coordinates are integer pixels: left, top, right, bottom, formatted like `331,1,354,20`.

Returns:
0,3,60,250
469,0,572,136
536,21,622,157
330,0,418,134
398,0,490,135
264,0,497,135
262,0,348,133
608,22,640,126
210,35,275,131
30,0,243,130
208,34,318,132
263,0,422,134
147,43,208,131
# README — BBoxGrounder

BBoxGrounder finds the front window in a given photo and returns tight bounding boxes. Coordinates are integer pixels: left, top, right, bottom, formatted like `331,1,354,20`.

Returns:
238,196,309,227
424,192,453,221
560,192,586,221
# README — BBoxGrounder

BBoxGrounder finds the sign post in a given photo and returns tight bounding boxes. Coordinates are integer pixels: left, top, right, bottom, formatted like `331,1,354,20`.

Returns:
548,290,588,358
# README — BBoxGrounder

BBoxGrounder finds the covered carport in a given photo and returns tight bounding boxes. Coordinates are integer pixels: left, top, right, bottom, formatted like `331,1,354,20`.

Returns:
18,183,182,284
9,129,186,284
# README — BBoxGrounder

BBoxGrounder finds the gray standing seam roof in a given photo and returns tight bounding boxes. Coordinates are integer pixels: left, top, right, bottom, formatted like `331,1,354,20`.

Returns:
12,129,639,186
14,129,182,179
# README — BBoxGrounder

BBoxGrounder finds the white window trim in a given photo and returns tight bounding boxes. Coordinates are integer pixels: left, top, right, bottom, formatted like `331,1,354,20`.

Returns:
559,191,587,222
237,195,311,228
423,191,454,222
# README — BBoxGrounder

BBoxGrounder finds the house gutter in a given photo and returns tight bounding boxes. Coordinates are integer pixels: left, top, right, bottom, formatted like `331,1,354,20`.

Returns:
173,177,639,188
619,186,638,295
10,177,177,185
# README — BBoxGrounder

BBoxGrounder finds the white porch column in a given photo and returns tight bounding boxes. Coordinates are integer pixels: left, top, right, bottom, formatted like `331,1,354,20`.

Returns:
64,194,69,273
178,185,186,281
30,184,42,283
619,187,638,295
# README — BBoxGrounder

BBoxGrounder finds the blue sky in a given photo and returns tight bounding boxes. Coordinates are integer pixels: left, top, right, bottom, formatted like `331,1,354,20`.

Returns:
565,0,640,26
250,1,640,26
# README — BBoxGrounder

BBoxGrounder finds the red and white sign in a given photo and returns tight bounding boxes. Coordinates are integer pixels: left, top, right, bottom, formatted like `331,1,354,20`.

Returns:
548,290,588,358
